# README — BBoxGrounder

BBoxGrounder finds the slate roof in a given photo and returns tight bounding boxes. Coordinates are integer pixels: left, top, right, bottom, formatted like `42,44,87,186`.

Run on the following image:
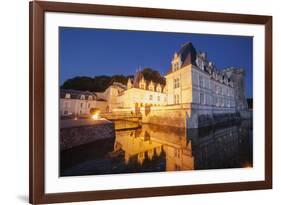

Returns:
166,42,197,74
177,42,197,67
165,42,235,87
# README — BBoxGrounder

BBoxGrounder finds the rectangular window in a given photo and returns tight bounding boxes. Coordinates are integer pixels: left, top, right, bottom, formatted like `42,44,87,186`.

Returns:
199,75,204,88
149,95,153,100
174,95,176,104
80,103,83,108
200,93,204,104
174,78,180,88
157,96,160,101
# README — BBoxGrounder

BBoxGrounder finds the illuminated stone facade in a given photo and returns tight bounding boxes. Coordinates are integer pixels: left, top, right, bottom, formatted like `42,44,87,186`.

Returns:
59,89,107,116
60,42,249,128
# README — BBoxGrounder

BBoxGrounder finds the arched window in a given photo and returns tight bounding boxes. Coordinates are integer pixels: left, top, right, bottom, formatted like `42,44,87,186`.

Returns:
88,96,93,100
80,95,85,100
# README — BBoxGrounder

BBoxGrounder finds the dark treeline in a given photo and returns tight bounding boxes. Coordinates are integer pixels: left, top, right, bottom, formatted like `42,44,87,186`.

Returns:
60,68,166,92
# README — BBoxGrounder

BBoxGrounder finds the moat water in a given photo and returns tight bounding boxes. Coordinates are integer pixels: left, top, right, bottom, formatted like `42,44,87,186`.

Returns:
60,120,253,176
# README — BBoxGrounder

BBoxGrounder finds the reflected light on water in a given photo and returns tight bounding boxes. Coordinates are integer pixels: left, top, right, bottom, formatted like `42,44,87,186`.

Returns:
60,120,253,177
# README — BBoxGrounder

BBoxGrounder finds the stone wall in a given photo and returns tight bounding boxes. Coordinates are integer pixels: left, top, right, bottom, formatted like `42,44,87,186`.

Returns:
111,103,248,129
60,119,115,151
141,108,187,128
138,103,238,128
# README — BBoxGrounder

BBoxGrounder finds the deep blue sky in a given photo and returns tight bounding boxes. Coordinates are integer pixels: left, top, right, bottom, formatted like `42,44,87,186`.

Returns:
59,27,253,97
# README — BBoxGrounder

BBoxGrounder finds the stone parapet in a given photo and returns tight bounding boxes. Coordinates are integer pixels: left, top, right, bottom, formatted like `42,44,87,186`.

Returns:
60,119,115,151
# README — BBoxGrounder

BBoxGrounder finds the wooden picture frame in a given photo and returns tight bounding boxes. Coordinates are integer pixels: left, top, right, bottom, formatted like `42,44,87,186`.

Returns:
29,1,272,204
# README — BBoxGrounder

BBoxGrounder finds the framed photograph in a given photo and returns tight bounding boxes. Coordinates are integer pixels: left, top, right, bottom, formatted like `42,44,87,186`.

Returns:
29,1,272,204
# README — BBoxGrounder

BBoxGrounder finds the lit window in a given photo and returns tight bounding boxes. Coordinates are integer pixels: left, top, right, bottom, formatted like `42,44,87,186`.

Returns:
149,95,153,100
157,96,160,101
80,95,85,100
157,86,161,92
65,93,71,99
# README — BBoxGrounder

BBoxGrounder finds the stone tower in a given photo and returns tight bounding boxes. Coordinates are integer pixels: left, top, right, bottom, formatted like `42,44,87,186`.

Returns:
224,67,248,111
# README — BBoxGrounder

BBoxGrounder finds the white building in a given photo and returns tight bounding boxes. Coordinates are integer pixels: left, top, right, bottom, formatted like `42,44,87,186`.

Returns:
60,42,249,127
60,89,107,116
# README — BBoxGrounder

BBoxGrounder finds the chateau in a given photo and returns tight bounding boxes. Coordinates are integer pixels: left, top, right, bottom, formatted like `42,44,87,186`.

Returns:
60,42,249,128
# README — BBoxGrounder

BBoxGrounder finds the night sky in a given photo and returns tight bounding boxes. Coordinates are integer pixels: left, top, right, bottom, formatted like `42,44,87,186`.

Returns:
59,27,253,98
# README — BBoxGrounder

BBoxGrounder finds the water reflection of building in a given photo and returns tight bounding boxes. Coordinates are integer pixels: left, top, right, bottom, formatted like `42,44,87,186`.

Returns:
188,120,253,169
114,124,194,172
60,120,252,176
114,120,252,172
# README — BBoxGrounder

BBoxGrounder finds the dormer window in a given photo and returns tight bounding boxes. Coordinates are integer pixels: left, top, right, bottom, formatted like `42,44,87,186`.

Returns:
163,86,167,93
173,62,180,71
156,84,162,92
139,77,146,89
88,96,93,100
127,78,132,89
149,81,155,91
80,95,85,100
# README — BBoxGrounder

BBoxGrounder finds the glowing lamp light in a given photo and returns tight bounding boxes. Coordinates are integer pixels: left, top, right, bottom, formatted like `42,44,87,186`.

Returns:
243,163,252,168
91,113,100,120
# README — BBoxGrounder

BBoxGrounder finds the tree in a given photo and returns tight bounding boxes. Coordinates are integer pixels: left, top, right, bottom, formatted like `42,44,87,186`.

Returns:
141,67,166,85
60,68,165,92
